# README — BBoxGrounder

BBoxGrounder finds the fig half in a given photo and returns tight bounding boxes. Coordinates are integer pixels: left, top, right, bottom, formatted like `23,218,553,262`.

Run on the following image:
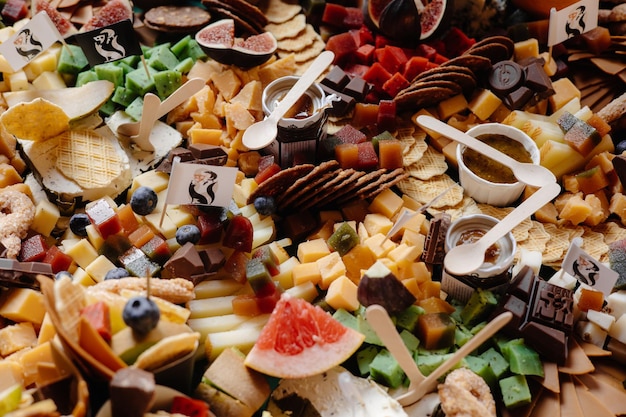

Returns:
195,19,277,68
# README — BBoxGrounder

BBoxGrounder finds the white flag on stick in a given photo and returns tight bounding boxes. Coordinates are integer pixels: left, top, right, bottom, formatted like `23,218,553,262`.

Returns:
547,0,598,46
165,161,238,208
0,11,64,71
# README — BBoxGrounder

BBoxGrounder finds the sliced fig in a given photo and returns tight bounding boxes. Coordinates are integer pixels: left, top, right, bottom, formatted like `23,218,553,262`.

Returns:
378,0,421,45
195,18,277,68
36,0,76,36
420,0,450,40
81,0,133,32
365,0,393,28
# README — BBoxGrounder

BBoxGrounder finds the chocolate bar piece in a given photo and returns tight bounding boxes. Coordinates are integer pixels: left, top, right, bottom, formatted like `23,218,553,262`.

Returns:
343,76,370,101
320,84,356,117
321,65,350,91
424,212,451,265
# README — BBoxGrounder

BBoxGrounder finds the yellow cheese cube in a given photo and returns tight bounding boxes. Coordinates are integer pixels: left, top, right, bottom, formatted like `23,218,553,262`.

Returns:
0,163,21,188
377,258,399,277
85,255,117,283
363,213,393,236
7,70,29,91
539,52,557,77
189,127,222,146
32,71,66,90
559,193,591,225
195,85,216,114
549,77,581,113
411,108,441,139
38,313,56,344
230,80,263,112
0,288,45,325
401,277,420,299
317,252,346,289
145,211,177,239
437,94,468,120
273,256,299,289
357,222,369,243
401,194,421,211
387,243,422,263
368,188,404,219
19,341,54,386
0,321,36,356
514,38,539,61
24,52,57,79
342,244,376,284
0,361,23,391
400,229,425,255
130,170,170,194
285,281,318,303
72,267,96,287
166,205,195,228
333,221,357,232
468,89,502,121
364,233,396,258
191,111,223,129
65,239,99,269
325,275,359,311
297,238,330,263
292,262,321,286
394,208,426,235
268,240,291,264
0,26,15,42
86,224,104,250
225,102,255,132
30,198,60,237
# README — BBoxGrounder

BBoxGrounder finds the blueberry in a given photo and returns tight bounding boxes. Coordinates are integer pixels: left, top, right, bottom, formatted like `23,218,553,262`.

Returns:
130,186,158,216
253,196,276,216
176,224,201,245
69,213,91,237
55,271,73,280
104,267,130,280
122,296,160,334
615,139,626,155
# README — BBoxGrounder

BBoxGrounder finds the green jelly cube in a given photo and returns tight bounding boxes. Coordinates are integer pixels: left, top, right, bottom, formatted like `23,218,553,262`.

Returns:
395,304,424,333
125,96,144,121
499,374,532,409
332,308,359,331
57,44,88,75
356,345,379,376
357,313,383,346
478,347,509,379
186,39,208,61
76,70,98,87
154,70,182,99
148,44,179,71
94,63,124,87
503,341,544,377
369,349,404,388
460,288,498,327
174,57,194,73
98,99,117,117
125,66,157,95
327,222,359,256
400,329,420,353
246,258,273,294
464,357,497,388
111,86,139,107
171,35,191,58
371,130,395,150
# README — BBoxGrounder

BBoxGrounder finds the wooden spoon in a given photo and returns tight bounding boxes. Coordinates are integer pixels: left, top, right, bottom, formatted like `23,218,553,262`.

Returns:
416,115,556,188
444,181,561,276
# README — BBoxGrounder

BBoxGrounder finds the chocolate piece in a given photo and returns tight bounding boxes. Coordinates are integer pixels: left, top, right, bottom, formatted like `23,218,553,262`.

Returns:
528,279,575,333
520,321,568,364
320,84,356,116
109,368,155,417
162,242,205,280
423,212,451,265
343,76,369,101
169,147,195,162
0,259,54,290
321,66,350,91
509,265,536,300
505,86,534,110
199,248,225,273
524,60,555,97
488,60,525,96
189,143,226,160
498,294,527,334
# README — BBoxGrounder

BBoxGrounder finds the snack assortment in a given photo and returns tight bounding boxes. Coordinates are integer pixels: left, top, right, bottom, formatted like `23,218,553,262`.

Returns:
1,0,626,417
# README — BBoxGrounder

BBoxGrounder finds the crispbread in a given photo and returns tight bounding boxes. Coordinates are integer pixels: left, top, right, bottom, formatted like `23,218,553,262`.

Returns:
468,35,515,58
201,2,263,34
299,169,365,211
202,0,267,33
397,174,463,208
361,169,409,200
278,160,340,206
268,14,307,41
285,168,352,211
247,163,315,204
278,37,326,62
426,195,481,221
405,146,447,180
350,168,407,202
595,220,626,245
56,130,124,189
394,82,461,109
440,54,492,75
466,42,511,64
143,5,211,33
277,24,319,52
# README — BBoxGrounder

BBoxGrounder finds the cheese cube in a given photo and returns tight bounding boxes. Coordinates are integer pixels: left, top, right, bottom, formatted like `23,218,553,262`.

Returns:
0,322,36,356
72,267,97,287
273,256,299,289
38,313,56,344
609,314,626,344
30,198,60,236
85,255,116,283
364,233,396,258
549,77,581,113
363,213,393,236
24,52,57,79
285,281,319,303
514,38,539,61
7,70,29,91
32,71,66,90
19,341,54,386
166,205,195,228
326,275,359,311
437,94,468,120
145,211,177,239
0,288,45,325
400,229,425,255
0,361,23,392
212,69,242,101
395,208,426,234
387,243,422,263
368,188,404,219
317,252,346,289
292,262,321,286
468,89,502,121
65,239,99,269
86,224,104,250
189,128,222,146
297,238,330,263
129,170,170,194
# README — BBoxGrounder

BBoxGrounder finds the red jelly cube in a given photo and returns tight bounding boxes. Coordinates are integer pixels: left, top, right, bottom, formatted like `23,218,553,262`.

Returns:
197,212,224,244
335,124,367,144
252,245,280,276
224,250,249,284
377,45,408,74
43,246,73,273
377,100,397,132
351,26,374,47
325,32,358,65
81,301,112,342
86,199,122,239
363,63,393,93
223,215,253,253
356,141,379,170
2,0,28,22
19,235,48,262
442,27,475,58
322,3,347,26
355,43,376,65
255,283,282,313
416,43,438,60
403,56,430,81
343,7,363,29
382,72,409,98
170,396,210,417
141,235,171,264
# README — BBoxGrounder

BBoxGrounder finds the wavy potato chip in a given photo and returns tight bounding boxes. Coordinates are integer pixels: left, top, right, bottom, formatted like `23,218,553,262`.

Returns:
1,98,69,142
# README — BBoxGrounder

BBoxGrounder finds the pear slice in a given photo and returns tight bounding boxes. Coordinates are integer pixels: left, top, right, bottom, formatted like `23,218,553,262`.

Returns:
3,80,114,120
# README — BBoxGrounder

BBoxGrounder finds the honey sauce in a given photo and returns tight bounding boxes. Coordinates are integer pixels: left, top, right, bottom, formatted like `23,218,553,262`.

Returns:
462,133,532,184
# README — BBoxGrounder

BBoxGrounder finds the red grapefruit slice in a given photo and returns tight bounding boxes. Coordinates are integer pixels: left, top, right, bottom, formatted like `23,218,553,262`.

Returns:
244,294,365,379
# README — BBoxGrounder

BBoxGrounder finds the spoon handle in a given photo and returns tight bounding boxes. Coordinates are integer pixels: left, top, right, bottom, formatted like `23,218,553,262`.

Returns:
155,77,205,119
476,181,561,249
267,50,334,121
416,115,519,167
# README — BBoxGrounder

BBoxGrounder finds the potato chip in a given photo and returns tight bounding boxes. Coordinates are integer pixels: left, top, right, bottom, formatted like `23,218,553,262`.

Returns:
133,332,200,371
1,98,69,142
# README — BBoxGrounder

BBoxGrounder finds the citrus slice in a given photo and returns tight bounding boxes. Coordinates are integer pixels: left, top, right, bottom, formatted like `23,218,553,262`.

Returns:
244,294,365,379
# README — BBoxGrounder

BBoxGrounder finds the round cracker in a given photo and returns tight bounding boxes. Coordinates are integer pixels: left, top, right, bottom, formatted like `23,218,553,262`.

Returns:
1,98,70,142
263,0,302,24
143,5,211,32
267,13,307,41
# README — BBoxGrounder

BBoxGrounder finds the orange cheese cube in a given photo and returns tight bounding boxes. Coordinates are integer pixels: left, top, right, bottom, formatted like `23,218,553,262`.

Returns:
398,261,431,283
326,275,359,311
401,277,421,299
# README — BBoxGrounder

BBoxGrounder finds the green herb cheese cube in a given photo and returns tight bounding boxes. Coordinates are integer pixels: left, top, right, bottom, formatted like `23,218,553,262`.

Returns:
400,329,420,353
98,99,117,117
154,70,182,99
174,57,194,73
148,44,179,71
454,325,473,347
125,66,157,95
356,313,383,346
125,96,144,121
111,86,138,107
118,55,140,67
171,35,191,58
94,63,124,87
395,304,424,333
478,347,509,379
332,308,358,331
356,345,379,376
499,374,532,409
464,357,497,388
186,39,208,61
76,70,98,87
416,353,451,376
369,349,404,388
502,341,544,377
460,288,498,327
57,45,88,75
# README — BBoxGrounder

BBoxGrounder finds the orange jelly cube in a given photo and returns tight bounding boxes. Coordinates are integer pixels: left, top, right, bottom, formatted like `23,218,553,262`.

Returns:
577,288,604,312
128,224,156,248
378,139,403,170
342,244,376,284
232,294,261,317
117,204,139,235
335,143,359,169
418,297,456,314
419,280,441,300
351,103,379,129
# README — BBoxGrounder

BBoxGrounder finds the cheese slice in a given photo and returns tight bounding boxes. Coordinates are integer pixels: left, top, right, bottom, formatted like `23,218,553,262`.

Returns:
534,361,560,393
529,389,560,417
572,378,615,417
574,373,626,415
559,375,584,417
558,338,594,375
